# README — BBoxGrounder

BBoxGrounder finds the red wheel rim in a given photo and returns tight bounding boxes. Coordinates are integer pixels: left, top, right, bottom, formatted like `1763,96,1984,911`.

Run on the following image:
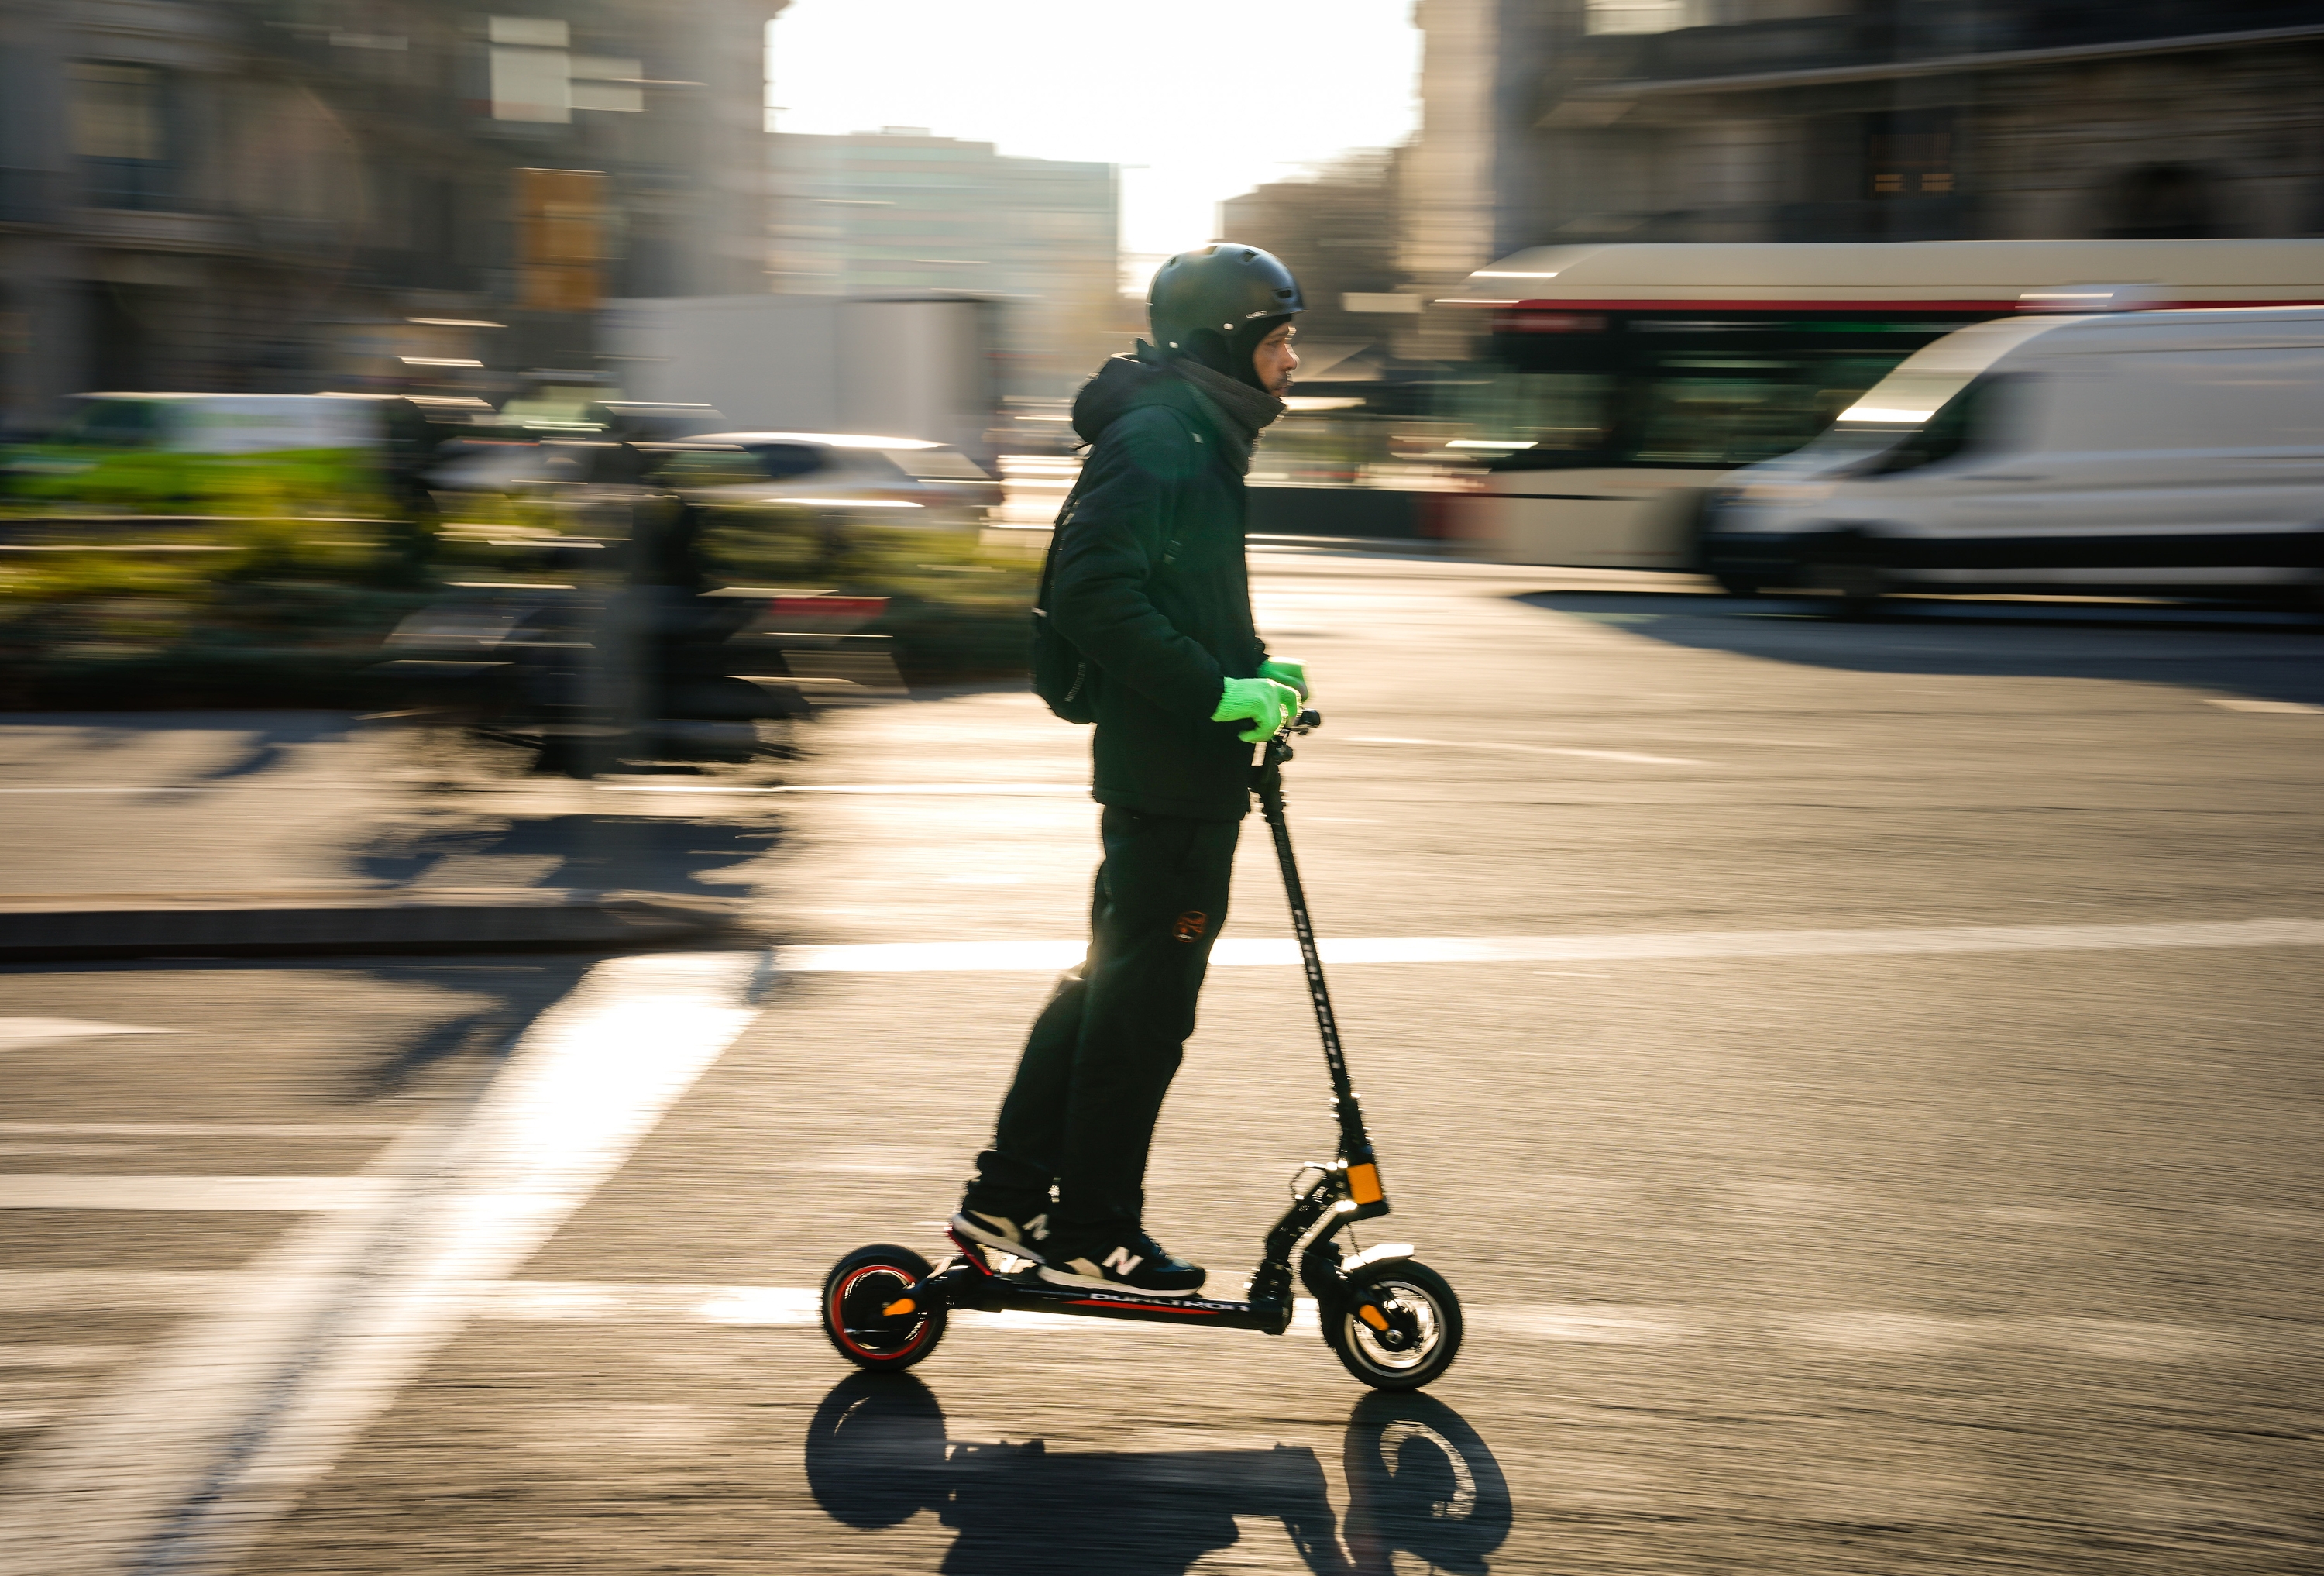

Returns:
830,1264,933,1361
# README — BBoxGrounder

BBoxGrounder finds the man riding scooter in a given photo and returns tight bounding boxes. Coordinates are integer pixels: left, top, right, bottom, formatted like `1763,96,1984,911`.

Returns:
951,244,1312,1296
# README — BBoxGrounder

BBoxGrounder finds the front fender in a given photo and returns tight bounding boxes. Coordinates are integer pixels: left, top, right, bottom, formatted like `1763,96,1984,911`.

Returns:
1341,1242,1416,1274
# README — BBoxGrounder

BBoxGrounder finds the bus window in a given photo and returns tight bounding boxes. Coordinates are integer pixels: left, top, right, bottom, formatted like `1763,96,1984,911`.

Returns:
1620,353,1903,467
1626,377,1815,466
1435,372,1611,456
1482,325,1919,470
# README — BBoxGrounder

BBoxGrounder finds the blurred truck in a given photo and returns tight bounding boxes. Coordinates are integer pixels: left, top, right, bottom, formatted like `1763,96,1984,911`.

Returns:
600,294,1000,470
1702,305,2324,612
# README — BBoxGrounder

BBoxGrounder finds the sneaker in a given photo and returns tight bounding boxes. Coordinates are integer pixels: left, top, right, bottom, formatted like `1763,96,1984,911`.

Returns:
1037,1227,1206,1298
951,1198,1058,1263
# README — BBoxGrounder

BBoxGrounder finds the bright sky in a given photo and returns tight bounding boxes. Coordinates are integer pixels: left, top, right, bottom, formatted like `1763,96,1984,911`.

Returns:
765,0,1422,292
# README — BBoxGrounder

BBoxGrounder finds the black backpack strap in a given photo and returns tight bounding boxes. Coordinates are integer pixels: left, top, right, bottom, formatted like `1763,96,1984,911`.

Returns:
1033,467,1091,624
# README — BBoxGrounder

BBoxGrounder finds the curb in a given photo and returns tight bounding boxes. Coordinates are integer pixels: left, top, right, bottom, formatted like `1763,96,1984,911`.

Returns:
0,888,747,962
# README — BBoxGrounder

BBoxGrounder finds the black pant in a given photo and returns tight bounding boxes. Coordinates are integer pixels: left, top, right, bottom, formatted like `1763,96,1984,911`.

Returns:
975,806,1240,1231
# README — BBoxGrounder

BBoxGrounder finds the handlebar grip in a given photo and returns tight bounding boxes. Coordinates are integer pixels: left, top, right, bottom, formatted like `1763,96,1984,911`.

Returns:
1291,708,1322,734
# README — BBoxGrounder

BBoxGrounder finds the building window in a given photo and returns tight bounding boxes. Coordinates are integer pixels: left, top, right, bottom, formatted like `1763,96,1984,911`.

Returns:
2101,163,2216,239
490,15,569,122
1585,0,1703,35
70,61,171,210
1865,111,1956,199
486,19,645,121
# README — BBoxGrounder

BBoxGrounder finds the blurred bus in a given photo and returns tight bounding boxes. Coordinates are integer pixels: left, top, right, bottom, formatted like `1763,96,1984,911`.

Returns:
1432,239,2324,571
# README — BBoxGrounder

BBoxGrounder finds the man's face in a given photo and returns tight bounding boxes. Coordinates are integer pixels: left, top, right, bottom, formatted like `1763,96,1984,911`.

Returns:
1252,322,1299,397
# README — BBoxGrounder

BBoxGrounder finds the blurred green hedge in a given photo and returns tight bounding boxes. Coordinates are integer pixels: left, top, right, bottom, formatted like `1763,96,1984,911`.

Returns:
698,508,1037,684
0,504,1037,709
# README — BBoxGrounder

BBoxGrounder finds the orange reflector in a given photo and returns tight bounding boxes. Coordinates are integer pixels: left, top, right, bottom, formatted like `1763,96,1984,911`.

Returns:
882,1297,916,1317
1347,1163,1384,1205
1358,1304,1390,1330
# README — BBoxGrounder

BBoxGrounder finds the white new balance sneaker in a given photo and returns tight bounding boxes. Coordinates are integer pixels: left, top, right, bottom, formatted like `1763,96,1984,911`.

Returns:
1036,1227,1206,1297
951,1199,1058,1263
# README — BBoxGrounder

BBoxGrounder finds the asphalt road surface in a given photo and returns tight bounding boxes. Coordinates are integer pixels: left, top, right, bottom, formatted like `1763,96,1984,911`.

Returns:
4,553,2322,1574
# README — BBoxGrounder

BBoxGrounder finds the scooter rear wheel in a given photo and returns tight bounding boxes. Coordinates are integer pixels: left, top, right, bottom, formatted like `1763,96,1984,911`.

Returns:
1327,1259,1463,1391
823,1244,946,1371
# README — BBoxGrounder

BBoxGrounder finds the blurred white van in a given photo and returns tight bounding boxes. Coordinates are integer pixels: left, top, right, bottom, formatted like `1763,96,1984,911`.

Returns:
1701,306,2324,610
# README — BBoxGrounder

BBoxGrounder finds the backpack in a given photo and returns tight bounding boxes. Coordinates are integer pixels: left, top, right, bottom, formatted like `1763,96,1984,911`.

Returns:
1030,469,1096,724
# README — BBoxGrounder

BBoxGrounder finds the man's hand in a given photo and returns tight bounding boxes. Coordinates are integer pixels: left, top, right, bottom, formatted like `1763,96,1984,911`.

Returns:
1258,657,1310,700
1212,676,1302,743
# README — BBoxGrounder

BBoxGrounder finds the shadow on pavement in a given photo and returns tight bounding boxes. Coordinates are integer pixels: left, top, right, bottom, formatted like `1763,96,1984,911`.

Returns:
0,952,603,1104
184,715,346,783
803,1372,1511,1575
1518,590,2324,707
357,810,781,900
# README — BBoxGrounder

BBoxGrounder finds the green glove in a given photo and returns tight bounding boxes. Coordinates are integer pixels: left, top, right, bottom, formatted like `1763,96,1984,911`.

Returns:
1212,676,1301,743
1258,656,1310,700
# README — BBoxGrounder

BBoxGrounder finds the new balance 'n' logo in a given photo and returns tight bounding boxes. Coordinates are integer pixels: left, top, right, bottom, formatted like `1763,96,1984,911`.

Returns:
1025,1213,1050,1241
1102,1245,1144,1275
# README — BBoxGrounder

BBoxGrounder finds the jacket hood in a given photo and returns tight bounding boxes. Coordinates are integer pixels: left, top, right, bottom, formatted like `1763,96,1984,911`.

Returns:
1069,343,1181,446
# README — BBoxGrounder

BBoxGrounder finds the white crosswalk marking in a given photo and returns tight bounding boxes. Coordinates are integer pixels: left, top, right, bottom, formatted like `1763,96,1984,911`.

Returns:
1351,734,1705,766
0,1017,175,1051
0,1176,389,1210
0,1123,405,1138
0,951,768,1576
771,917,2324,974
4,1272,2271,1360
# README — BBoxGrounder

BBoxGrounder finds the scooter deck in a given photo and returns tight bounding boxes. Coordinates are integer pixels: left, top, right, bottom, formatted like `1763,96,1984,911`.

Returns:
934,1234,1293,1334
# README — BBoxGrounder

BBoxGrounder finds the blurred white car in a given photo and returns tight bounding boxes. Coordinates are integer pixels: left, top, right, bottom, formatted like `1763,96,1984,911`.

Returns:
1702,306,2324,611
650,432,996,532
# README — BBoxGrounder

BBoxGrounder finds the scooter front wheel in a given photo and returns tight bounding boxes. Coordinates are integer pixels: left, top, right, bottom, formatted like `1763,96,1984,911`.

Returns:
823,1244,947,1371
1327,1259,1463,1391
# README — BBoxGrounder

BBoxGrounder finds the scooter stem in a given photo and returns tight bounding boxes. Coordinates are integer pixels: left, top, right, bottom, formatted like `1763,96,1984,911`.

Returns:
1254,714,1377,1176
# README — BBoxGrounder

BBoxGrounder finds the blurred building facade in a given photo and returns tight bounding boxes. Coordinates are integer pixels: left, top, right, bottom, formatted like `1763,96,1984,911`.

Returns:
1219,150,1408,347
1401,0,2324,320
0,0,782,431
766,127,1119,397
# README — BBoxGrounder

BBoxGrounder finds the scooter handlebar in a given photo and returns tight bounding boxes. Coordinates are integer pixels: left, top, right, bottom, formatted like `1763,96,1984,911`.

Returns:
1258,709,1320,773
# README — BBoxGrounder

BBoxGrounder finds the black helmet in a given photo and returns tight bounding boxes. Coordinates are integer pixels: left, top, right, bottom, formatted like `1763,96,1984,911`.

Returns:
1147,244,1305,355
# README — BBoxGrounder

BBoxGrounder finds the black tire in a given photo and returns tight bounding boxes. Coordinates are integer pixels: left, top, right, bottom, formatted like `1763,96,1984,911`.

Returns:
1325,1259,1463,1391
1807,534,1887,619
822,1244,946,1372
1807,559,1882,618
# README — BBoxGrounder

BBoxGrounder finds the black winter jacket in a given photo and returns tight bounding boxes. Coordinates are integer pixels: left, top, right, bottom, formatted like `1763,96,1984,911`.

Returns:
1050,350,1267,821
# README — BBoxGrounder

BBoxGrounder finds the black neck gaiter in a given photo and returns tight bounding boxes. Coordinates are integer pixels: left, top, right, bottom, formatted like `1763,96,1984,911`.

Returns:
1165,353,1284,475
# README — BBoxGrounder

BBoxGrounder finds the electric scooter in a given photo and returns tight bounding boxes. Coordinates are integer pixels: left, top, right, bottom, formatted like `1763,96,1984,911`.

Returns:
820,710,1463,1391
